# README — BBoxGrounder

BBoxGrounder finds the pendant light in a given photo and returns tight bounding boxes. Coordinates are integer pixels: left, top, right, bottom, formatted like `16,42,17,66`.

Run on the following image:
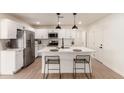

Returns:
72,13,78,29
56,13,61,29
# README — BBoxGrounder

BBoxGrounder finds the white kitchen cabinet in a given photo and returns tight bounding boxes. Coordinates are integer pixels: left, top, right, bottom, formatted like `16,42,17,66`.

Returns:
16,50,23,71
35,45,38,58
35,29,75,39
34,29,86,47
58,29,65,38
73,30,86,46
0,19,17,39
48,29,58,33
0,49,23,75
70,30,76,38
35,29,48,39
65,29,71,38
59,29,75,38
16,23,24,29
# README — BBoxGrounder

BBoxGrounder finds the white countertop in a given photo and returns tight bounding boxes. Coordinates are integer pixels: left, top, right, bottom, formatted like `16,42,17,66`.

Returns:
39,47,95,53
1,48,23,52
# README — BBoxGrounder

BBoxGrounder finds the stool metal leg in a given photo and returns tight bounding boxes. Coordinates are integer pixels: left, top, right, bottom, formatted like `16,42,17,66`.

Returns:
74,62,76,79
84,63,92,79
59,62,61,79
73,60,75,78
75,62,77,79
88,63,92,79
84,62,89,79
43,63,46,79
74,60,76,79
46,63,49,79
84,62,86,74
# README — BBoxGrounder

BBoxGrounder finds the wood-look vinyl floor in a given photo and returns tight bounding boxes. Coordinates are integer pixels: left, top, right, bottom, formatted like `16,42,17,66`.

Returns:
0,57,123,79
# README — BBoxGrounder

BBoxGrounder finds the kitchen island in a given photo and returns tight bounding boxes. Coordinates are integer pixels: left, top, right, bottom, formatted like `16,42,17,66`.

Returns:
39,47,95,73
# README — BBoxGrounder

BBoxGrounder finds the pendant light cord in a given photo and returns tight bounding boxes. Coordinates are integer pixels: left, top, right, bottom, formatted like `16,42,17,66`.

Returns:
57,13,60,25
58,14,59,24
56,13,61,29
74,14,75,25
73,13,77,25
72,13,78,29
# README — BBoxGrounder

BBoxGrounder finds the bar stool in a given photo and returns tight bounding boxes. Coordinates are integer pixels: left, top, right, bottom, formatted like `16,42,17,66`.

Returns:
73,55,92,79
44,56,61,79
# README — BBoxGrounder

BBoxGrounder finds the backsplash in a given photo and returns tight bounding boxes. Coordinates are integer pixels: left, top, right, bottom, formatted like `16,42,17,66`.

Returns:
0,40,10,51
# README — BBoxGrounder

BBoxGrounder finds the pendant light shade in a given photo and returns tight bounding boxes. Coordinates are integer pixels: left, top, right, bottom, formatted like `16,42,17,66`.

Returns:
72,13,78,29
56,13,61,29
56,24,61,29
72,25,78,29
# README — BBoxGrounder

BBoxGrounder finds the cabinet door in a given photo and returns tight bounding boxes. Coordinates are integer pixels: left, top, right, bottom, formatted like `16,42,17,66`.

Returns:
0,19,17,39
35,29,48,39
58,29,65,38
65,29,71,38
35,29,44,39
16,23,24,29
71,30,76,39
0,51,15,75
7,20,17,39
35,29,41,39
81,31,86,46
0,19,8,39
42,29,48,39
16,50,23,71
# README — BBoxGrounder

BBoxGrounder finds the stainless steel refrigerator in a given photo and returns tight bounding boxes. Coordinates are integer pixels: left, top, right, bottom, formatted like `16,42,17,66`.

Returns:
16,29,35,67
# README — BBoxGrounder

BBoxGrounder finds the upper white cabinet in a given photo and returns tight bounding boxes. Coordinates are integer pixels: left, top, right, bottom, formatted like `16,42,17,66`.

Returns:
16,23,24,29
0,19,17,39
64,29,71,38
35,29,73,39
70,30,76,38
48,29,58,33
35,29,48,39
58,29,72,38
73,30,86,46
58,29,65,38
34,29,86,46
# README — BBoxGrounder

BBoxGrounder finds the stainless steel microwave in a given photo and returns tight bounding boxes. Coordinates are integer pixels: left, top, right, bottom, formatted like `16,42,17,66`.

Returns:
48,33,58,38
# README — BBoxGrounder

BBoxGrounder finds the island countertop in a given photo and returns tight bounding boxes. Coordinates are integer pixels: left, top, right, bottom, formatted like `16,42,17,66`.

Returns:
39,47,95,73
40,46,95,53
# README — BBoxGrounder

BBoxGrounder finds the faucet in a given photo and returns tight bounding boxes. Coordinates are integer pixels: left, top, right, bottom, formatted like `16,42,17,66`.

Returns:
61,38,64,48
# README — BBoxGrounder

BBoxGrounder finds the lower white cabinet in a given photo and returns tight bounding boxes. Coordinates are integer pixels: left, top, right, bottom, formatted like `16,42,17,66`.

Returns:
0,49,23,75
35,45,38,58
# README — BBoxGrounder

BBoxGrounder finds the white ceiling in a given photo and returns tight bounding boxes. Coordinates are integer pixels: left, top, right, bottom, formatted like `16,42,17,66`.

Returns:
11,13,110,27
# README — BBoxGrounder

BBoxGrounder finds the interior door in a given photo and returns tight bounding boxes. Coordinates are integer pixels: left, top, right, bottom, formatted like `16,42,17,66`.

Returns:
94,29,104,63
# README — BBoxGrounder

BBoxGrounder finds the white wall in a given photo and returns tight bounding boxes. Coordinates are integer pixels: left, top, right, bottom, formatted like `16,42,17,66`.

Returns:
87,14,124,76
